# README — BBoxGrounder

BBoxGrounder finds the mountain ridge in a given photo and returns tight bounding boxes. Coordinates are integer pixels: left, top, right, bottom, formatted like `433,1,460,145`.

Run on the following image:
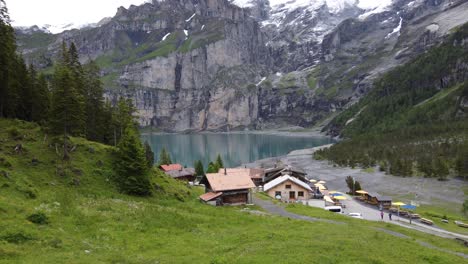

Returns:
15,0,468,132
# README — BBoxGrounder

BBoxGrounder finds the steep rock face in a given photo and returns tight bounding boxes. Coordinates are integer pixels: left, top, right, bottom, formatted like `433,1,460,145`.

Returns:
15,0,468,132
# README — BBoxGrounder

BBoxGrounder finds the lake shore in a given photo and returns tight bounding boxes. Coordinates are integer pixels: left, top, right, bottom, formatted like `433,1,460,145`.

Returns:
243,145,466,209
141,126,333,138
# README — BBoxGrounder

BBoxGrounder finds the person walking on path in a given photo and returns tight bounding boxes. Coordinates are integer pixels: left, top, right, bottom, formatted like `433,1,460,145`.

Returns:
389,212,392,221
380,211,384,220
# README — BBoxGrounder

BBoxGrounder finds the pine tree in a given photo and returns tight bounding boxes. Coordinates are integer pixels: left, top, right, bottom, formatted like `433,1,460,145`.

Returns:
49,62,85,137
215,154,224,170
206,162,217,173
114,126,152,196
456,143,468,180
0,0,15,118
158,147,172,166
31,73,50,124
194,160,205,177
144,141,154,168
83,60,105,141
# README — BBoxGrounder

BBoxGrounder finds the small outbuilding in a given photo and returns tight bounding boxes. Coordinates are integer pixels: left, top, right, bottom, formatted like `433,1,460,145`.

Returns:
263,175,312,201
159,164,195,182
366,192,392,209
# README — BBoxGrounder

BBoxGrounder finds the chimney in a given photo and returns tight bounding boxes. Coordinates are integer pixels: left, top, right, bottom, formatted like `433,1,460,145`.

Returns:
224,168,227,175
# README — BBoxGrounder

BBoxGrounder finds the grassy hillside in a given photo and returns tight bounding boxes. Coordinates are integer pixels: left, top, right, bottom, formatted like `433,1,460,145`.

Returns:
0,119,467,263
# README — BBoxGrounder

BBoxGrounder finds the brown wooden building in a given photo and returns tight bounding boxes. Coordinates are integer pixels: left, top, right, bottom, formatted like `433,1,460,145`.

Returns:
366,192,392,209
263,165,308,184
218,168,265,186
199,169,256,206
159,164,195,182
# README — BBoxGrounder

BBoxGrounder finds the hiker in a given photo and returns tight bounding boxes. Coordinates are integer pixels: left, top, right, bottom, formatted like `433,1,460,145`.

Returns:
380,211,384,220
389,212,392,221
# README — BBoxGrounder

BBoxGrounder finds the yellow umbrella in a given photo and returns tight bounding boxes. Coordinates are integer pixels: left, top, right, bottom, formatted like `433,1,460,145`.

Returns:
334,196,347,200
328,190,340,194
356,190,368,194
392,202,406,206
309,179,317,183
318,180,326,184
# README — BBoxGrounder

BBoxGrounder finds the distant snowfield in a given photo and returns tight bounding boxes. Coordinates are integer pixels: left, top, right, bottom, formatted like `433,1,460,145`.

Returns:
231,0,393,13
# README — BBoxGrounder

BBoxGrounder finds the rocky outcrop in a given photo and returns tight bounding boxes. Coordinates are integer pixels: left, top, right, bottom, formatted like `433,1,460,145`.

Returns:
15,0,468,132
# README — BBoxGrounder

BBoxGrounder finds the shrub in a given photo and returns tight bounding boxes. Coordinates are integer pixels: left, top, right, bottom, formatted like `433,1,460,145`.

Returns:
1,232,34,244
6,127,21,140
27,212,49,225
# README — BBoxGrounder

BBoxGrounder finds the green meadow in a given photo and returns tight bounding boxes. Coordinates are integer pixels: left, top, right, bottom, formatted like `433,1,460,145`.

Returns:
0,119,466,263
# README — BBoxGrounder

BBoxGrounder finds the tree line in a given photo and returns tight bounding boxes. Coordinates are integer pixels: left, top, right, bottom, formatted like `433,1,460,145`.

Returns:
0,1,156,196
318,22,468,180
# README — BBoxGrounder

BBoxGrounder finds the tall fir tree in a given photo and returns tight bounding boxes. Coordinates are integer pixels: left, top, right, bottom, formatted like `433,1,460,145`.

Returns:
158,147,172,166
114,126,152,196
31,73,50,124
215,154,224,170
456,143,468,180
83,60,105,141
49,43,85,137
144,141,154,168
0,0,15,118
194,160,205,177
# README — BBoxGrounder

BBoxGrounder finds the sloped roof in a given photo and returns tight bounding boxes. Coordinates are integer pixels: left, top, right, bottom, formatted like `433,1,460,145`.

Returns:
218,168,265,179
160,164,183,172
264,175,312,192
205,171,256,192
199,192,223,202
166,168,195,178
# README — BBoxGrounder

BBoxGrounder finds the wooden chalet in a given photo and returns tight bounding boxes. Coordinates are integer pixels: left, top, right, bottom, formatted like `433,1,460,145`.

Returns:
159,164,195,182
199,169,256,206
218,168,265,186
263,175,312,201
263,165,308,184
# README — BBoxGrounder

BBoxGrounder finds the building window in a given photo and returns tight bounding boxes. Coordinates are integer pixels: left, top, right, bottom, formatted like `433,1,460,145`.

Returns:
285,184,291,189
298,191,304,197
275,191,281,198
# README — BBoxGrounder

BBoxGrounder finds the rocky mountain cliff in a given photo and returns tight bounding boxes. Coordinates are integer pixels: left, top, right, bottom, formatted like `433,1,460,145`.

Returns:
15,0,468,132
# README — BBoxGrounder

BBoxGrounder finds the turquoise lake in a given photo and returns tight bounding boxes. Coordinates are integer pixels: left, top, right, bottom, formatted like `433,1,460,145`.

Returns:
141,133,334,168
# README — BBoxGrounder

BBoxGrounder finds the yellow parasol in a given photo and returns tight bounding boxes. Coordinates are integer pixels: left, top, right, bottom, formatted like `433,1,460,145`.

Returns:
355,190,368,194
328,190,340,194
392,202,406,206
333,196,347,200
317,180,326,184
309,179,317,183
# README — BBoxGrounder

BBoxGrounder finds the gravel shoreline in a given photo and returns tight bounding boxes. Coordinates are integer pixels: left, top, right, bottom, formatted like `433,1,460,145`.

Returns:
244,145,466,208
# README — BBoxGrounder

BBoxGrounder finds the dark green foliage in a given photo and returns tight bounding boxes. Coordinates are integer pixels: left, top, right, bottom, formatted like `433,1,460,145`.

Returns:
463,200,468,215
215,154,224,170
27,212,49,225
206,162,217,173
455,143,468,180
31,72,50,124
144,141,154,168
319,23,468,178
158,147,172,166
345,176,361,194
194,160,205,177
83,61,105,142
114,126,152,196
49,43,85,137
1,232,34,244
